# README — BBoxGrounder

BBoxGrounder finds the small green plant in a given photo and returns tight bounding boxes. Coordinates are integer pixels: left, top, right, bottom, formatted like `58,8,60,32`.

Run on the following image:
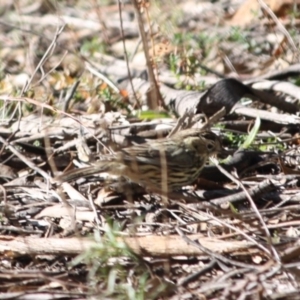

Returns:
228,26,247,43
196,32,217,58
81,38,108,55
70,221,167,299
291,77,300,87
97,84,131,114
225,131,248,148
168,53,180,75
137,110,170,120
240,117,260,150
258,137,286,152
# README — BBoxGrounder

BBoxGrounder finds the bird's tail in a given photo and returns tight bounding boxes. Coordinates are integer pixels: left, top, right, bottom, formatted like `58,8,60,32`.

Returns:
53,161,113,184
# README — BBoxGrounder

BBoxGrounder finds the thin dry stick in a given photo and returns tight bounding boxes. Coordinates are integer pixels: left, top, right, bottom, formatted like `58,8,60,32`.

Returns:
208,179,276,206
257,0,297,52
85,64,120,94
201,107,226,130
0,136,50,180
44,131,59,180
178,259,218,287
24,24,66,93
117,0,140,108
210,157,281,263
178,202,272,256
168,107,226,138
88,193,102,229
62,80,81,112
0,100,22,130
131,0,161,110
176,227,259,270
36,51,68,87
168,110,191,137
0,185,7,207
91,0,110,44
1,96,112,155
144,4,161,91
159,146,168,207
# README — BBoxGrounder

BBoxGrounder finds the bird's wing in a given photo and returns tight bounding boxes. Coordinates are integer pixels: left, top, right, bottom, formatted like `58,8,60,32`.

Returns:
119,140,196,167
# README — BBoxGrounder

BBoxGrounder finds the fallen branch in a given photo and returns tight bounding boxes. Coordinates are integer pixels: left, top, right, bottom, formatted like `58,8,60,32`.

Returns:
0,235,255,257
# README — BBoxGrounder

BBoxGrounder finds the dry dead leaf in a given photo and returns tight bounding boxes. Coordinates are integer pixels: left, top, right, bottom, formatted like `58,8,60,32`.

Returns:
229,0,288,26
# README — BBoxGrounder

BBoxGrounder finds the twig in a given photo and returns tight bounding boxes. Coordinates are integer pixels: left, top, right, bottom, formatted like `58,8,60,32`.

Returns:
85,64,120,94
210,158,281,263
131,0,162,110
176,227,259,270
0,136,50,180
117,0,140,108
24,25,66,93
178,259,217,287
257,0,298,53
178,202,272,256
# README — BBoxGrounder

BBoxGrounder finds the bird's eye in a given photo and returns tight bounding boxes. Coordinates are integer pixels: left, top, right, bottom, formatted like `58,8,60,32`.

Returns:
206,142,215,151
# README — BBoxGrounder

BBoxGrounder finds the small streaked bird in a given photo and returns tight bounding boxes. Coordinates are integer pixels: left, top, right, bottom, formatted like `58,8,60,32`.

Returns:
54,128,221,193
